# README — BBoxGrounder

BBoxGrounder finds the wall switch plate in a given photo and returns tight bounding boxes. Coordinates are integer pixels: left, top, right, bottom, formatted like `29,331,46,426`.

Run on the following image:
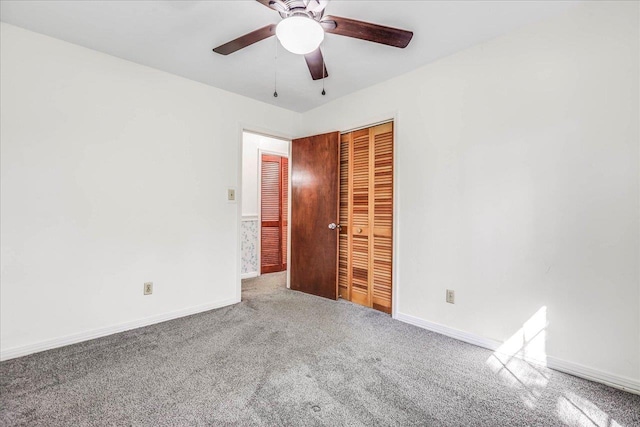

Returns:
144,282,153,295
227,188,236,202
446,289,455,304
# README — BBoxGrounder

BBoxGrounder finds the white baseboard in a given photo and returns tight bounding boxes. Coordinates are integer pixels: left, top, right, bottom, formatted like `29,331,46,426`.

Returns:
545,356,639,394
0,297,240,362
395,312,502,351
395,312,639,395
241,272,258,279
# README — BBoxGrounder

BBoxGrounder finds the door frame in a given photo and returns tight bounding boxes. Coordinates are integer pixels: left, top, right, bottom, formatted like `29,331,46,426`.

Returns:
237,112,399,318
237,125,293,303
257,148,290,277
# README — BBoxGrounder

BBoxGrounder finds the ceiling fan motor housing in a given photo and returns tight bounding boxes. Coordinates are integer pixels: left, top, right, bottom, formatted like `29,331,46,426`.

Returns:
271,0,328,20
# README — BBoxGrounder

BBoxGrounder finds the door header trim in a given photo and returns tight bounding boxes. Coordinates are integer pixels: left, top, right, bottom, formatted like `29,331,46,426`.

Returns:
340,119,394,135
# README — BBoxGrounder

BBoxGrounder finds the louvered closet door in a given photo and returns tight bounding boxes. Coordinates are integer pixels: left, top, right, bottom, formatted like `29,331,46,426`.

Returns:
350,129,371,307
337,122,393,313
371,123,393,313
261,154,287,274
338,133,351,300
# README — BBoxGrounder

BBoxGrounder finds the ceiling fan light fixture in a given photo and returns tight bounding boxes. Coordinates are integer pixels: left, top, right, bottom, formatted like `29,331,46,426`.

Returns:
276,16,324,55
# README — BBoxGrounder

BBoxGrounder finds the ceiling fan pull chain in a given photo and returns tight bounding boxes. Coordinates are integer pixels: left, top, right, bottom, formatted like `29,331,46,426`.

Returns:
321,42,325,95
273,37,278,98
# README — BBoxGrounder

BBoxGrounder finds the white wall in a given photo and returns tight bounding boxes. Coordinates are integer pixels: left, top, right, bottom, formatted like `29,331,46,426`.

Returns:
241,132,289,217
300,2,639,387
0,23,300,358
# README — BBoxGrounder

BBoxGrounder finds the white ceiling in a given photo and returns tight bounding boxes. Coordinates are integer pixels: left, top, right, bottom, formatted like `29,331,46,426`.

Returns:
0,0,580,112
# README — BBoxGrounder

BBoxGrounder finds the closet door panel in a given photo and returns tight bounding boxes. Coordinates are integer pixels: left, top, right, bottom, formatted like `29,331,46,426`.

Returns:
371,123,394,313
351,129,370,305
338,133,351,300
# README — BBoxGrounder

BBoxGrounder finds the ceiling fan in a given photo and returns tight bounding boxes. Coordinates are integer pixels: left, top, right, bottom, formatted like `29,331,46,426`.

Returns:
212,0,413,81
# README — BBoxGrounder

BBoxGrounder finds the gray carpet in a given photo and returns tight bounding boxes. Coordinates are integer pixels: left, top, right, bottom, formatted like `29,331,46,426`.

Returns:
1,272,639,426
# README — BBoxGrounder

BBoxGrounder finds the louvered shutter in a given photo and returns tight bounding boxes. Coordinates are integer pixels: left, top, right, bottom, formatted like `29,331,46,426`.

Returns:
261,155,283,274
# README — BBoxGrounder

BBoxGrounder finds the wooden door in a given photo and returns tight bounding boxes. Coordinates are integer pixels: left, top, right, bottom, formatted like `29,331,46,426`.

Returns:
338,122,394,313
371,123,394,313
261,154,288,274
290,131,340,300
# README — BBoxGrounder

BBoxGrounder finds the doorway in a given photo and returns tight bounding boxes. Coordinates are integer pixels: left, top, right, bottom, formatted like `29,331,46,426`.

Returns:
241,131,290,280
240,122,395,314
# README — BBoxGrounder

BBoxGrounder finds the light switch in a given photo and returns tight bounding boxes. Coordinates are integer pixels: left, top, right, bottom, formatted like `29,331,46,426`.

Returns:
228,188,236,201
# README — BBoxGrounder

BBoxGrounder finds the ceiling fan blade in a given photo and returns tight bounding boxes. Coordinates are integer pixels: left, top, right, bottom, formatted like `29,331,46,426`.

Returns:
304,48,328,80
212,24,276,55
321,15,413,48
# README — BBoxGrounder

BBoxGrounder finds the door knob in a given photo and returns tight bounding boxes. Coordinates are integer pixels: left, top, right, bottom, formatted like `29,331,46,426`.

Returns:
328,223,341,230
357,228,362,233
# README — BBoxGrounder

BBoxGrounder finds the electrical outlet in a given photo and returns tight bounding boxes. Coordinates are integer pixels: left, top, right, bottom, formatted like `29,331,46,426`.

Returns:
446,289,455,304
144,282,153,295
227,188,236,201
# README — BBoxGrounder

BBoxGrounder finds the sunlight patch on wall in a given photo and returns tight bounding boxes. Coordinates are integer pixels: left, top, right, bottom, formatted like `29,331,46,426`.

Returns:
496,306,547,366
486,306,549,408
